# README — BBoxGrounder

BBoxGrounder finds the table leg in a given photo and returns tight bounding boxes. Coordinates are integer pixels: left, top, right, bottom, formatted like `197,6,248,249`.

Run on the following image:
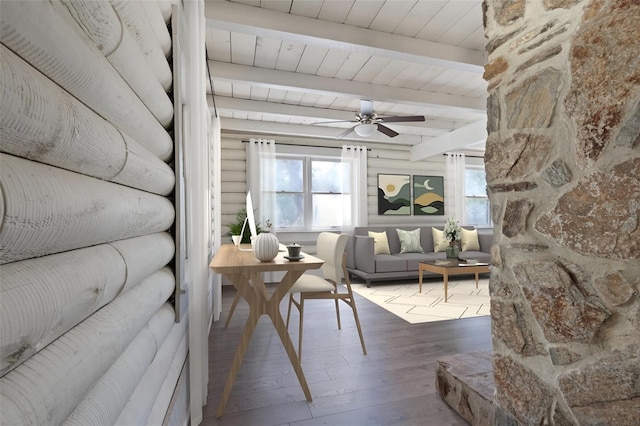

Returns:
268,309,312,400
475,272,479,289
443,271,449,302
265,270,312,400
216,280,261,417
419,265,423,293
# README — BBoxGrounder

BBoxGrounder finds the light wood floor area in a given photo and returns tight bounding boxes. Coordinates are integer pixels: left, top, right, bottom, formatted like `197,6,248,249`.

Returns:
204,283,492,425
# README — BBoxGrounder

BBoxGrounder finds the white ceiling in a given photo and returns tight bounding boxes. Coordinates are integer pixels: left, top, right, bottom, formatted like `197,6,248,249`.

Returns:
204,0,488,159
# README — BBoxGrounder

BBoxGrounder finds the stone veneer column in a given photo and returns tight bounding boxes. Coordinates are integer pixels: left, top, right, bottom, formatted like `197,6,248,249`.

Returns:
483,0,639,424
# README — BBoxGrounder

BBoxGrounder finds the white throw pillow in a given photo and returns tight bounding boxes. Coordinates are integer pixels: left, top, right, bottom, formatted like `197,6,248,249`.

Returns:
397,228,424,253
461,228,480,251
368,231,391,255
432,228,449,253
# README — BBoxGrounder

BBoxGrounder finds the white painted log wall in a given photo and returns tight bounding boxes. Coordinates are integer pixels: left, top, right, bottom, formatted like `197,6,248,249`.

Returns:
0,269,175,425
0,45,174,195
0,233,175,375
219,134,450,234
56,0,173,126
0,1,173,161
0,154,175,264
0,1,194,424
61,304,176,426
115,316,189,425
147,329,189,425
110,0,173,92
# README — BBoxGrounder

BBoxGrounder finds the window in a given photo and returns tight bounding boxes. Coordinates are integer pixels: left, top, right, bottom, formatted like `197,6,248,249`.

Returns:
275,154,346,230
464,166,491,226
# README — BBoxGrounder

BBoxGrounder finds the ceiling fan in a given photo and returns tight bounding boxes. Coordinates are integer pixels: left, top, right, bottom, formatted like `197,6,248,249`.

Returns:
314,100,425,139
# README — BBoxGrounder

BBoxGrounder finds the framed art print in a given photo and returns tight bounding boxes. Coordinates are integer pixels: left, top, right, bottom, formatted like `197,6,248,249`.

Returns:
378,174,411,215
413,175,444,215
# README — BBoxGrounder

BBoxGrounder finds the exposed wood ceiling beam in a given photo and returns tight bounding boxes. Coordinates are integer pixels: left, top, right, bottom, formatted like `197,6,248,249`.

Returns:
221,117,424,144
204,1,485,73
208,61,486,114
210,96,465,130
410,118,487,160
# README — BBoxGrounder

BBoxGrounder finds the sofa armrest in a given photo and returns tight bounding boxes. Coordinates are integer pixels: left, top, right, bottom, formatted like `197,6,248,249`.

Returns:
345,235,356,269
353,235,375,273
478,233,493,253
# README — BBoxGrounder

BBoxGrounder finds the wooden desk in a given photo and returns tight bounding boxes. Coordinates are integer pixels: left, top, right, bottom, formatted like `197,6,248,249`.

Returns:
418,260,490,302
209,244,324,417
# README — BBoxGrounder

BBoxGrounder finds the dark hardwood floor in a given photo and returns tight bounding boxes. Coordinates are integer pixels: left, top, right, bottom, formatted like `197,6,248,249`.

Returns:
203,282,492,426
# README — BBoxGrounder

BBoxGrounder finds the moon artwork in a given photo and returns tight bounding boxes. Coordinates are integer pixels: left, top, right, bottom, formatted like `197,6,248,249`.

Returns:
413,175,444,215
377,174,411,215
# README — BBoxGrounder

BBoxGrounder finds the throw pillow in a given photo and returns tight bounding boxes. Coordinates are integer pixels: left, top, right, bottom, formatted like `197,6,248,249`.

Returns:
368,231,391,255
460,228,480,251
397,228,424,253
432,227,449,253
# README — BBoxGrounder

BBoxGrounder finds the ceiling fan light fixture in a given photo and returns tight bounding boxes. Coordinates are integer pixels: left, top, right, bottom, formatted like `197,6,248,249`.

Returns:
354,123,376,137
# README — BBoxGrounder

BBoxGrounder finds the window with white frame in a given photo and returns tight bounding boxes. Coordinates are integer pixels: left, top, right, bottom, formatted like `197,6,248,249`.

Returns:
464,165,491,226
274,154,347,230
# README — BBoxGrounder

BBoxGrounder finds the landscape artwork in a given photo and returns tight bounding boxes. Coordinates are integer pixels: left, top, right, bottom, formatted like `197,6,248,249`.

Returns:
413,175,444,215
378,174,411,215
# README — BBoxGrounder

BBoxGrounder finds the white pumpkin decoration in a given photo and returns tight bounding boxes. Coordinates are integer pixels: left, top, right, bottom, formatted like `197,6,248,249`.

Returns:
253,232,279,261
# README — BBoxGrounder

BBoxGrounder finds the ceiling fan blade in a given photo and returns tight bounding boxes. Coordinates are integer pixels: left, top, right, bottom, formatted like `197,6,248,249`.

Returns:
377,124,399,138
377,115,425,123
336,125,357,139
312,119,357,125
360,99,374,116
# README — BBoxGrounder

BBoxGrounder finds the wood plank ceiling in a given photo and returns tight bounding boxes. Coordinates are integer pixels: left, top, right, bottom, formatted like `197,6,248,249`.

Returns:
205,0,488,159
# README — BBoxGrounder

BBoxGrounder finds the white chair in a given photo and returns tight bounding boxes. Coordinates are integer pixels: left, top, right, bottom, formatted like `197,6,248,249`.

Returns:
285,232,367,359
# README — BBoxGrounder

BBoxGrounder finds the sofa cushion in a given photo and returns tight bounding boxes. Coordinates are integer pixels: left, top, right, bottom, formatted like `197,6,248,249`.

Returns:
398,252,446,271
375,254,407,272
458,251,491,263
397,228,424,253
460,228,480,251
432,227,449,252
368,231,391,255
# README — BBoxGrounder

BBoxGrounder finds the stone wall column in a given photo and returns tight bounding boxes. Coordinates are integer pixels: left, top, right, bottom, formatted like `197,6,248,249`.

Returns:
483,0,639,424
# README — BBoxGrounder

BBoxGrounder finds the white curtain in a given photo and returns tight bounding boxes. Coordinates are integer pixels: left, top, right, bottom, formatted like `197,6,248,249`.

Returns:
445,152,466,223
341,145,368,231
247,138,276,231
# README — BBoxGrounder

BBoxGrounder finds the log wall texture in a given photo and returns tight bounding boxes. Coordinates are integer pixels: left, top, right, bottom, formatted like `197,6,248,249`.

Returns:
0,1,187,424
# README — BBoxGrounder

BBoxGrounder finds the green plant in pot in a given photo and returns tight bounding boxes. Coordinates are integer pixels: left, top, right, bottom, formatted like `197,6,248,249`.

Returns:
226,208,262,244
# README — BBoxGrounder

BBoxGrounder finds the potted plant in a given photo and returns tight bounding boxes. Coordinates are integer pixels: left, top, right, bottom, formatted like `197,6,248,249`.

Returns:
226,208,262,244
443,217,461,259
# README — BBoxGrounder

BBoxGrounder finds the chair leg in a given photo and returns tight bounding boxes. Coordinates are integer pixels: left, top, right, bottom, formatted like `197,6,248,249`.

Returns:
286,294,293,328
224,290,241,328
350,300,367,355
334,295,342,330
298,296,305,359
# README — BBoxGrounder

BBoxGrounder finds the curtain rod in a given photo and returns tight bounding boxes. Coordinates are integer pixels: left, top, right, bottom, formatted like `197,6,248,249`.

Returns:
241,140,371,151
442,153,484,159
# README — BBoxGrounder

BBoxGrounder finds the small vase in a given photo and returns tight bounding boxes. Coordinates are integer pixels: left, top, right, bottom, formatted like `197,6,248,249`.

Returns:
253,232,279,261
446,241,459,259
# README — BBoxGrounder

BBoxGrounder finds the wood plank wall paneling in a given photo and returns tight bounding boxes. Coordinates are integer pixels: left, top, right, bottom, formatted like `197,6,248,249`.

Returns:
0,1,187,424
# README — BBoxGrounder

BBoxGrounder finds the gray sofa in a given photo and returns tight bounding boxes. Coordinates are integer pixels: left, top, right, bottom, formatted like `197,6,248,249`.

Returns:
345,226,493,287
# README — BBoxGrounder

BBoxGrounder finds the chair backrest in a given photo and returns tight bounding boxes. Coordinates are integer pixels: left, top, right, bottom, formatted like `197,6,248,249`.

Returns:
316,232,349,284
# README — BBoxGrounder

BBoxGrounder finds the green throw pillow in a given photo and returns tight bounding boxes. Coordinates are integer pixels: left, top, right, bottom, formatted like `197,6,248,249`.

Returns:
397,228,424,253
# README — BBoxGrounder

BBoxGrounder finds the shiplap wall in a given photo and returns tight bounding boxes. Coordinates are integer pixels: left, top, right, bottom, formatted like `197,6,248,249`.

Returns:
0,1,189,424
